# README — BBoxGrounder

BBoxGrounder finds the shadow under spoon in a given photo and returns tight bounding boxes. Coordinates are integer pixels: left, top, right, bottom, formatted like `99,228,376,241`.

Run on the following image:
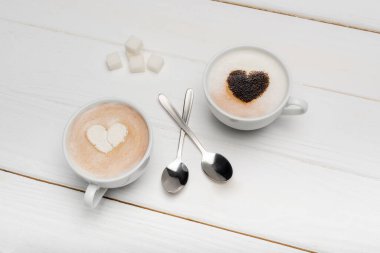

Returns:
158,93,233,183
161,89,194,193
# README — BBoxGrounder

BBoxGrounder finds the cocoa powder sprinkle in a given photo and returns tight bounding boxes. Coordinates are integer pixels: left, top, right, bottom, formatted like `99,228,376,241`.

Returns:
227,70,269,103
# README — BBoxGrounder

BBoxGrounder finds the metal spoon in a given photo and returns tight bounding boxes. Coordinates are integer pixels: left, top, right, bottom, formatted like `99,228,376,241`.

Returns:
161,89,194,193
158,93,233,182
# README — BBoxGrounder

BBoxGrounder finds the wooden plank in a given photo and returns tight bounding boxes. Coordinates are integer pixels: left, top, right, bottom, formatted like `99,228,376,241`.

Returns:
218,0,380,33
0,20,380,252
0,0,380,101
0,170,300,252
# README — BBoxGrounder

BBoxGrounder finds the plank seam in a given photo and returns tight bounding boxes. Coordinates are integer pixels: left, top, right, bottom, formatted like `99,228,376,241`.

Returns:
0,17,205,64
213,0,380,35
303,84,380,103
0,167,315,253
1,15,379,104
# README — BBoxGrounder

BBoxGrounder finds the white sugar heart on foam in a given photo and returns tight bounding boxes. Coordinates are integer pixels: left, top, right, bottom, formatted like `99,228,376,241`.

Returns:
86,123,128,153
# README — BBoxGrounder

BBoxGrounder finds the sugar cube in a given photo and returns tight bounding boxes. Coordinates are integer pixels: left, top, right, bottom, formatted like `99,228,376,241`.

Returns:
125,50,137,61
147,54,164,73
125,36,143,54
128,54,145,73
106,52,122,71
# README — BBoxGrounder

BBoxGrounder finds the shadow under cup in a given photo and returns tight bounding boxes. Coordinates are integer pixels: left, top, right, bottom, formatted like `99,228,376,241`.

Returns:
63,99,152,208
203,46,308,130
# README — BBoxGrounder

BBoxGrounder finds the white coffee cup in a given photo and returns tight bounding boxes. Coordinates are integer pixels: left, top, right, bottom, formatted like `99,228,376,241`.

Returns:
63,98,152,208
203,46,308,130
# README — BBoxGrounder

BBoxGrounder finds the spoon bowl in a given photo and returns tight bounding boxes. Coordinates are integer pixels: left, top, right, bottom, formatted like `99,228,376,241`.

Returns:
161,160,189,193
202,152,233,182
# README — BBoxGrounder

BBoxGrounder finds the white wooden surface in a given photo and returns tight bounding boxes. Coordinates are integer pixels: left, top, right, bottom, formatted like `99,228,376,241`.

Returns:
0,0,380,252
0,170,298,252
2,0,380,101
220,0,380,32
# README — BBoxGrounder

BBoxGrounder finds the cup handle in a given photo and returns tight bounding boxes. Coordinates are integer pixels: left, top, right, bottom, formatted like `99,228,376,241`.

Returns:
282,97,308,115
84,184,107,208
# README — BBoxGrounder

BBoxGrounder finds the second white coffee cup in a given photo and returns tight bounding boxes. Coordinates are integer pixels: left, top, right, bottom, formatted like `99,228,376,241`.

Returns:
63,98,152,208
203,46,308,130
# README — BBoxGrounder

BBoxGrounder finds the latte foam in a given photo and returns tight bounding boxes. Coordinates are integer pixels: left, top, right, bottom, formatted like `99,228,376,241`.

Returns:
66,102,149,179
207,48,288,118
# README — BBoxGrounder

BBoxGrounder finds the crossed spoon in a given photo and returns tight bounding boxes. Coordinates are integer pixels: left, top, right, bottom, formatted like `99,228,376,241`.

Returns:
160,89,193,193
159,91,233,193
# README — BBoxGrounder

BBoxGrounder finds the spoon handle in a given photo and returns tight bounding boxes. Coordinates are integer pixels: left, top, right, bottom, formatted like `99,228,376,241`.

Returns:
177,89,194,158
158,93,206,154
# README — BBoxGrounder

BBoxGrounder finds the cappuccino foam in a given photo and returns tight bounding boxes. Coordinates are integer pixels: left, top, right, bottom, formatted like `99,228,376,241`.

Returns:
67,102,149,179
208,48,288,118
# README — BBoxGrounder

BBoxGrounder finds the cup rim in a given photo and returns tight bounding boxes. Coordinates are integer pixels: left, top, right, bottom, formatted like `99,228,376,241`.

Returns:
62,98,153,186
203,45,292,122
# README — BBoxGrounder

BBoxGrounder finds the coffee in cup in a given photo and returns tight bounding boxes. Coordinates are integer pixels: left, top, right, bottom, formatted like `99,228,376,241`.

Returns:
207,47,288,118
203,46,308,130
63,99,152,208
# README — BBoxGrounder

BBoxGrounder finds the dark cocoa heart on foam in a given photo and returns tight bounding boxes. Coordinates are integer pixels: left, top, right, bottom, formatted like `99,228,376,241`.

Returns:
227,70,269,103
